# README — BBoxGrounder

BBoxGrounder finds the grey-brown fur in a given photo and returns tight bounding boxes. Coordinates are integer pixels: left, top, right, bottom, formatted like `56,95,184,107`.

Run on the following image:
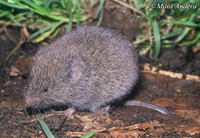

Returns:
24,26,138,112
24,26,172,115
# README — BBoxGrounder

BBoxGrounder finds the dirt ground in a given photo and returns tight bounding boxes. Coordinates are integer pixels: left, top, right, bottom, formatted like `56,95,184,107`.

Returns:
0,1,200,137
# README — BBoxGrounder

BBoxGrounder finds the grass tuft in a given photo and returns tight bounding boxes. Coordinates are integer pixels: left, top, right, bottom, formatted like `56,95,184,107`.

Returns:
0,0,88,43
133,0,200,58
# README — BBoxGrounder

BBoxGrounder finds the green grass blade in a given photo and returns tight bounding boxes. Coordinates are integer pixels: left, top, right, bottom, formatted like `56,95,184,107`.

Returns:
28,21,62,42
132,0,140,9
10,0,67,22
0,1,26,9
8,13,22,26
32,0,40,5
76,2,81,26
95,0,103,17
11,0,46,16
146,0,154,9
97,8,103,26
37,115,55,138
52,27,60,37
61,0,66,8
175,27,191,43
28,24,54,41
41,0,51,12
166,21,200,27
81,131,95,138
66,0,73,33
31,21,63,43
21,0,49,15
72,0,78,12
146,10,152,30
0,10,10,18
152,20,161,58
161,30,182,40
179,32,200,46
95,0,105,26
162,40,174,44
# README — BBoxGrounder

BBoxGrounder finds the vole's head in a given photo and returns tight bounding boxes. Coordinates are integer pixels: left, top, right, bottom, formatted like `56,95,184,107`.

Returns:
23,47,86,110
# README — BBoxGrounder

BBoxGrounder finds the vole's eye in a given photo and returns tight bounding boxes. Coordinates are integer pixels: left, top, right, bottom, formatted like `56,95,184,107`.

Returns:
43,86,48,92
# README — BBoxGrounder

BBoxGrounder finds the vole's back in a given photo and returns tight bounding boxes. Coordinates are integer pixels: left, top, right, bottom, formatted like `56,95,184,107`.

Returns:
63,26,138,111
25,26,138,112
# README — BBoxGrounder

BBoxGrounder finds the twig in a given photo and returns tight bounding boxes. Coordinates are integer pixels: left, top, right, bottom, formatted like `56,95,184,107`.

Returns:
0,28,26,67
20,113,66,124
133,36,154,45
0,23,8,34
110,0,145,16
5,27,18,44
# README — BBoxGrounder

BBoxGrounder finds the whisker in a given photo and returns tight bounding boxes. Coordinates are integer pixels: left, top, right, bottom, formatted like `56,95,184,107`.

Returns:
36,109,39,114
24,106,31,119
24,107,28,116
42,108,46,114
31,108,33,115
59,106,63,111
59,105,63,111
14,87,24,93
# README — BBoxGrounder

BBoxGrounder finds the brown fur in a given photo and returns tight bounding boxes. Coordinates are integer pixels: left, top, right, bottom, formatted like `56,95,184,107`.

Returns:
24,26,138,112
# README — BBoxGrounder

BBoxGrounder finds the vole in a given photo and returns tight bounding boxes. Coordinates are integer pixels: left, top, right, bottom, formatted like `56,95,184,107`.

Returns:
24,26,172,117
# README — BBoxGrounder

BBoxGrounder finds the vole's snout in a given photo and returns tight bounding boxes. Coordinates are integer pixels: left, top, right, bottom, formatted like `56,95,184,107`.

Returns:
24,95,42,108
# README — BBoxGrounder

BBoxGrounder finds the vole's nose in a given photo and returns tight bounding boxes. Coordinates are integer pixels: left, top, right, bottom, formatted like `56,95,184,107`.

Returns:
24,95,42,108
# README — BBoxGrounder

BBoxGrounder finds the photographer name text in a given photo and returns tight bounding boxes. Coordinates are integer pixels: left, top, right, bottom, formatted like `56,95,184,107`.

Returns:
151,3,197,9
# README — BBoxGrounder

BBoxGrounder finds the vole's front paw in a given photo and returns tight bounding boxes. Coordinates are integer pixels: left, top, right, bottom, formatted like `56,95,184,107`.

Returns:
53,108,75,118
89,106,110,121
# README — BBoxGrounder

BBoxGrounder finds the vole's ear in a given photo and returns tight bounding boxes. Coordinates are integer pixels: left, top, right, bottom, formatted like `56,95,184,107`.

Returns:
68,58,86,84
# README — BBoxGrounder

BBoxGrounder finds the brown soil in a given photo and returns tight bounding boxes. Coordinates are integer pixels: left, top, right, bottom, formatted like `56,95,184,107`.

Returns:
0,1,200,137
